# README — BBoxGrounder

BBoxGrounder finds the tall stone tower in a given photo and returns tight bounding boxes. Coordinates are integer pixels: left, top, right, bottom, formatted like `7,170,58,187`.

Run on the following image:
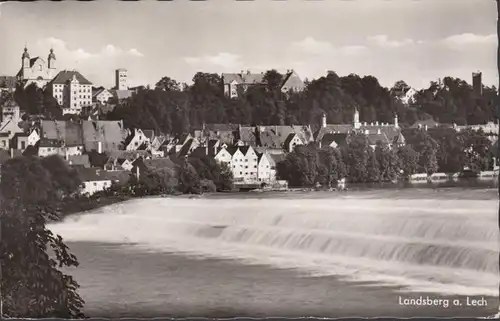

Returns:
115,68,128,90
21,47,31,81
48,48,56,78
472,71,483,96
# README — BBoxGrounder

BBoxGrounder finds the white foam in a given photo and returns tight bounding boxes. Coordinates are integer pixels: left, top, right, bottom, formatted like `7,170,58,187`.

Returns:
49,195,499,297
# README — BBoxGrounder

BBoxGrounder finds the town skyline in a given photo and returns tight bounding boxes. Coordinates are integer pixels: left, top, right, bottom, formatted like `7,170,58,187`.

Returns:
0,0,497,90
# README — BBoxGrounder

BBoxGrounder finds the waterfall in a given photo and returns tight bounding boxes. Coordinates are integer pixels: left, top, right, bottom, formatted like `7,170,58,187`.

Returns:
50,194,499,296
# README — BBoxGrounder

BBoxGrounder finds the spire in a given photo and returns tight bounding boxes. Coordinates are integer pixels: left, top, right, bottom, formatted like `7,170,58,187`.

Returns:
48,47,56,60
22,45,30,59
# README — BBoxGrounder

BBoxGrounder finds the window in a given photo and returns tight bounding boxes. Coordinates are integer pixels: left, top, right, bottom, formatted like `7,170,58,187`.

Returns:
245,159,248,162
254,165,257,168
245,166,248,169
239,172,242,175
21,141,26,149
1,141,5,147
93,182,97,186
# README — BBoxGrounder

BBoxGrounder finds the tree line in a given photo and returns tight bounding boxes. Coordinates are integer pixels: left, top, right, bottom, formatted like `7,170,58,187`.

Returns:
276,127,495,187
7,71,497,136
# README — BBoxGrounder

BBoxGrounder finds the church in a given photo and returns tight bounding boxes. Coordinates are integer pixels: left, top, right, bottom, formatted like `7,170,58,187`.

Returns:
16,46,57,88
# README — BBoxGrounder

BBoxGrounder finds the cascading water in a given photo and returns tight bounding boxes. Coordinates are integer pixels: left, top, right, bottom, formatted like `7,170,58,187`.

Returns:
49,192,499,297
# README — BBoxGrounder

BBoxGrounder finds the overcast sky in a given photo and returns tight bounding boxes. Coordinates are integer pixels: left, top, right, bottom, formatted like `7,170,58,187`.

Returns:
0,0,496,90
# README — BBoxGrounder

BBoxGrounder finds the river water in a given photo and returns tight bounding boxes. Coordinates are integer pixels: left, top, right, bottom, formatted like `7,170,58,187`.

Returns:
49,187,499,318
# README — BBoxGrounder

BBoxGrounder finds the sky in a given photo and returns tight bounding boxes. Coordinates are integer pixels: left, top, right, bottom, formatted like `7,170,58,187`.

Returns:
0,0,497,90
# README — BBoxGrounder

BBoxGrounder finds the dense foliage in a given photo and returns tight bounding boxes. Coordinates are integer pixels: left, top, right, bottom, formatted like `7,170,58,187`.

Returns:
12,72,495,134
276,128,495,187
0,155,85,318
104,72,496,135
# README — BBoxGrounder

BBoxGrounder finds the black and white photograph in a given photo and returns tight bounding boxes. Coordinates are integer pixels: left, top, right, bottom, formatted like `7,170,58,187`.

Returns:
0,0,499,319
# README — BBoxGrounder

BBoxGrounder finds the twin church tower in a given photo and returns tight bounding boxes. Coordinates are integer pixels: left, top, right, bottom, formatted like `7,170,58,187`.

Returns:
17,46,57,88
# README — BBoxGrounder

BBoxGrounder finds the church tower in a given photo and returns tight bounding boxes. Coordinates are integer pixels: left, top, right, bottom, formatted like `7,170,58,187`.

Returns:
115,68,128,90
353,108,361,129
21,47,31,81
48,48,56,77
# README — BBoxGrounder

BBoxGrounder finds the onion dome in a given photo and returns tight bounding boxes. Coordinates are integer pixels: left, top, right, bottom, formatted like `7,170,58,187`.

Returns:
22,47,30,59
48,48,56,60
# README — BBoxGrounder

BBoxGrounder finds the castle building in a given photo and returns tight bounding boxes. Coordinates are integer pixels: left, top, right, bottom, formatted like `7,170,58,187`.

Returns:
16,47,57,88
222,69,305,98
48,70,93,115
315,109,405,150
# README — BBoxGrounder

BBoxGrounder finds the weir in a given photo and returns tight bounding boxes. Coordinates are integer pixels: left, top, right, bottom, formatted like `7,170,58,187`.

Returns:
50,194,499,296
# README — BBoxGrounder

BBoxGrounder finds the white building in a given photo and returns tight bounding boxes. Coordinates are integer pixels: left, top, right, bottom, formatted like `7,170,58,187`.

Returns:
49,70,93,115
79,168,113,196
257,152,274,182
221,146,259,183
92,87,113,104
124,128,151,151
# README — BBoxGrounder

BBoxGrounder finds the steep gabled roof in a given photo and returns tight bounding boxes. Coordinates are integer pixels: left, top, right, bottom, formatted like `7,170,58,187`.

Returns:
81,120,128,152
50,70,92,85
222,73,265,85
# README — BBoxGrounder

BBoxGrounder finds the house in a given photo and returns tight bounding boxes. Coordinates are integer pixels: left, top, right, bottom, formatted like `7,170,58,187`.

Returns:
124,128,152,151
0,100,24,139
16,47,57,88
0,133,10,150
81,120,128,153
48,70,93,115
257,152,274,183
40,120,84,155
283,133,304,153
214,146,233,165
256,125,313,151
280,70,305,94
228,146,259,183
193,124,239,145
77,167,130,196
104,157,133,171
319,133,348,149
177,138,200,157
11,130,40,151
92,87,113,104
37,138,64,157
222,71,265,98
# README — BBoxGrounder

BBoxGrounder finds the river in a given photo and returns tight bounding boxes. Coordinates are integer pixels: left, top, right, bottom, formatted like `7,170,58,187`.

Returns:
49,186,499,318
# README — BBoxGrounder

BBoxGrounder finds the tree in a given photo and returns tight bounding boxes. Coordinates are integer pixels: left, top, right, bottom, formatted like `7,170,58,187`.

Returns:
342,133,371,183
263,69,283,92
177,159,202,194
397,145,420,178
0,155,85,318
375,142,400,181
317,147,346,187
155,76,181,92
366,147,380,182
